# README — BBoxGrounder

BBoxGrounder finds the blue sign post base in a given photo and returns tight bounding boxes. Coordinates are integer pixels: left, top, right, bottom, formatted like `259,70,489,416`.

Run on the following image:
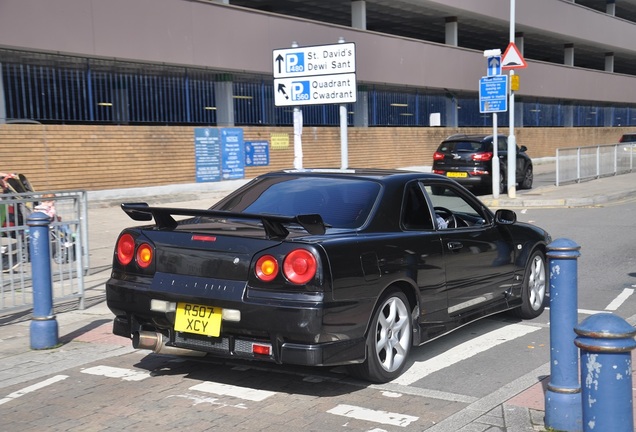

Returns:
30,317,59,350
545,389,582,432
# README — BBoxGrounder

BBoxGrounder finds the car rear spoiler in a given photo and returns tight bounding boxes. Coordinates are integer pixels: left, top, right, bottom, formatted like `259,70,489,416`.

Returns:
120,203,326,239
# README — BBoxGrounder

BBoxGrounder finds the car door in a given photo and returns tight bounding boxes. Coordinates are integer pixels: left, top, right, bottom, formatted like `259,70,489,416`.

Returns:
400,181,447,324
422,181,516,317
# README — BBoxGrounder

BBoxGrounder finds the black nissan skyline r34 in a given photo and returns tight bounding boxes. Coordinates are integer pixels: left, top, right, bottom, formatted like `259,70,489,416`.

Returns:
106,169,551,383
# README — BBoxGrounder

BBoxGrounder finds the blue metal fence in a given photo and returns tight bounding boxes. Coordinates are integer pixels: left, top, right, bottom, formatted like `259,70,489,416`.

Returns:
3,49,636,128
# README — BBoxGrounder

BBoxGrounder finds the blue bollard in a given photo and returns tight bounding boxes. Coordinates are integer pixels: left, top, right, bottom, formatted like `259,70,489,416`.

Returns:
544,238,583,432
575,313,636,432
28,211,59,349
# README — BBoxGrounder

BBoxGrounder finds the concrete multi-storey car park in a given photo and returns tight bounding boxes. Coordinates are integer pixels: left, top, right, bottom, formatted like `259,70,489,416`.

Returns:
0,0,635,191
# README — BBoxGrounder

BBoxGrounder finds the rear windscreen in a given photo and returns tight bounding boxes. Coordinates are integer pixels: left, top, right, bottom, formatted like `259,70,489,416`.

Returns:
213,176,381,229
438,141,487,152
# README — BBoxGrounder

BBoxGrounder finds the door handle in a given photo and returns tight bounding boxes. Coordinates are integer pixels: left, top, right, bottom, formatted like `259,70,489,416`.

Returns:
447,241,463,251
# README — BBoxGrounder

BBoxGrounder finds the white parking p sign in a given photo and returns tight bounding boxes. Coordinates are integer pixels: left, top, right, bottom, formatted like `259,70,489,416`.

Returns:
286,53,305,74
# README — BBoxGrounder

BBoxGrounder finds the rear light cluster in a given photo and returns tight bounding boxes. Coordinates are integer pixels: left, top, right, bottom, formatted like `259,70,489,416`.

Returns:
116,233,154,268
255,249,317,285
471,152,493,161
433,151,445,161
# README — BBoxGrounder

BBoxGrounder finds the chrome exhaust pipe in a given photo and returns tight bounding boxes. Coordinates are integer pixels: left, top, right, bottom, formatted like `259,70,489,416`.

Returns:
132,331,206,357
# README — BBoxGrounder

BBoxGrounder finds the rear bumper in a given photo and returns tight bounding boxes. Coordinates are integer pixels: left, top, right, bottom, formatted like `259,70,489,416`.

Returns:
106,275,368,367
440,173,492,188
111,314,366,367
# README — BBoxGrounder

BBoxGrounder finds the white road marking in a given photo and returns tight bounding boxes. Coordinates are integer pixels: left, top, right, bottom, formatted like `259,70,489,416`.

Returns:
81,365,150,381
577,309,608,315
393,323,540,386
605,288,635,311
167,393,248,409
546,307,607,315
327,404,418,427
190,382,276,402
0,375,68,406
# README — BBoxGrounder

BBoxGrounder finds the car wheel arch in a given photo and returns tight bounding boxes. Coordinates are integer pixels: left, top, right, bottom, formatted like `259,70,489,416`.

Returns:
511,246,548,319
348,282,417,382
364,281,419,344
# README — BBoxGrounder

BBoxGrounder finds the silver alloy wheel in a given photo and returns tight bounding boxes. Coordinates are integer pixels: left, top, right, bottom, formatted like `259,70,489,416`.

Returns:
374,295,411,373
527,254,546,310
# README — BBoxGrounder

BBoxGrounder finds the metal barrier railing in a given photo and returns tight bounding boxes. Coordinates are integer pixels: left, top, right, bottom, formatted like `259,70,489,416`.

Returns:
0,190,88,314
556,143,635,185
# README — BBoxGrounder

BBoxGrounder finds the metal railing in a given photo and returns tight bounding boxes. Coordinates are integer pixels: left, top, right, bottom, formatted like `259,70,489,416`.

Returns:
556,143,635,185
0,191,89,315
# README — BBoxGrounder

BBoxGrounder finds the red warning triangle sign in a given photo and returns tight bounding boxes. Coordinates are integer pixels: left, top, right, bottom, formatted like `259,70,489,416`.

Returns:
501,42,527,70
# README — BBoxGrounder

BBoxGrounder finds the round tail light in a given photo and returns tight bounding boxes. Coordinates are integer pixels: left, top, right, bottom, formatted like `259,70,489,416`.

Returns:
255,255,279,281
116,233,135,265
283,249,317,285
136,243,153,268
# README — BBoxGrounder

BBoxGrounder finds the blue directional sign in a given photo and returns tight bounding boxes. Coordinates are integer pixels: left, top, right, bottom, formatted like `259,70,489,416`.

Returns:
487,56,502,76
479,75,508,113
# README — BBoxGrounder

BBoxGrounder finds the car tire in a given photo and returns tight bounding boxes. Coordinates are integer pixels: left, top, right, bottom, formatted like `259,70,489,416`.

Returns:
513,250,547,319
495,171,506,195
519,166,533,190
483,172,505,195
348,289,412,383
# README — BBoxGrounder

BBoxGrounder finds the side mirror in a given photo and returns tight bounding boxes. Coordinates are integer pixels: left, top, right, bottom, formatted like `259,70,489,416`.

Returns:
495,209,516,225
519,145,528,153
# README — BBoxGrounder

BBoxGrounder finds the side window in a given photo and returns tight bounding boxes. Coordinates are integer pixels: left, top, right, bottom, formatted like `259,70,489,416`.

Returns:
402,182,434,230
498,139,507,152
425,184,487,228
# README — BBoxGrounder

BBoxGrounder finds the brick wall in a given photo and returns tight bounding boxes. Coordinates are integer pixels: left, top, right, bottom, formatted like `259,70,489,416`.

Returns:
0,124,627,192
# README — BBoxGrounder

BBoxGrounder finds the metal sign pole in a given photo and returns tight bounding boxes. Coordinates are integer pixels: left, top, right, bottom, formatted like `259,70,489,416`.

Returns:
493,113,499,198
507,0,517,198
290,41,303,170
339,37,348,170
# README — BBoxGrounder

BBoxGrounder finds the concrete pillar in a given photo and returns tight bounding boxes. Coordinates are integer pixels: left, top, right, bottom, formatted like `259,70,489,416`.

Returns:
113,86,130,124
564,105,575,127
564,43,575,66
606,0,616,16
214,74,234,127
605,52,614,72
515,100,524,127
445,91,458,127
351,1,367,30
445,17,458,47
515,32,524,55
604,107,613,126
0,62,6,123
354,88,369,127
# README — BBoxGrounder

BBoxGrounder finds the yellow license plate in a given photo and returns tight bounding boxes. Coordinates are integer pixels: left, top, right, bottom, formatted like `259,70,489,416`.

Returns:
174,303,222,337
447,172,468,178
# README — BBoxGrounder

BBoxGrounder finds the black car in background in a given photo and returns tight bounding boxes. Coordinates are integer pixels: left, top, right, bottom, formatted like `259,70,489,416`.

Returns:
106,169,550,383
619,132,636,156
432,134,534,194
619,132,636,143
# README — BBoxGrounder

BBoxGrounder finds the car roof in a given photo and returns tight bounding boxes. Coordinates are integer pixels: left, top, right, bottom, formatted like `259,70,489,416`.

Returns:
443,134,504,142
263,168,443,183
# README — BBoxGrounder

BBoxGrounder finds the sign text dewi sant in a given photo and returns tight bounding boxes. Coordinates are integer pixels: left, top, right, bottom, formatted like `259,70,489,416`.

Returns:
273,43,356,78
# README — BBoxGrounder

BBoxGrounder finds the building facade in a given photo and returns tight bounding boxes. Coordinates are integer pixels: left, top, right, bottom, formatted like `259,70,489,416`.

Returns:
2,0,636,128
1,0,635,192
